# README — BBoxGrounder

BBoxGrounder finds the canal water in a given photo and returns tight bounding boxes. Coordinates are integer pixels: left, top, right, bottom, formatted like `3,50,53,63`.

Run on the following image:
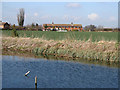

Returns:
2,55,118,88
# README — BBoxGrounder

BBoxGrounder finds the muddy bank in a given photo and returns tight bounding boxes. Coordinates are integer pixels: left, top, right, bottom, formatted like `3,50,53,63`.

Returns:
2,37,119,62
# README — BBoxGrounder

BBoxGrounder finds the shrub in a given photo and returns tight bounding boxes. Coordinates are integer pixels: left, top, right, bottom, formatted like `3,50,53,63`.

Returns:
11,29,19,37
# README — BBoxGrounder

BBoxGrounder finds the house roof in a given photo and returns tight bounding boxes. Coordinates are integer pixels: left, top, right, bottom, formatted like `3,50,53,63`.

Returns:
43,24,82,27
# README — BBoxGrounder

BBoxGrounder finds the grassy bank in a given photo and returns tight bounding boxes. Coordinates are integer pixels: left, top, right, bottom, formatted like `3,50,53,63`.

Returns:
2,30,118,41
2,37,119,62
2,49,119,68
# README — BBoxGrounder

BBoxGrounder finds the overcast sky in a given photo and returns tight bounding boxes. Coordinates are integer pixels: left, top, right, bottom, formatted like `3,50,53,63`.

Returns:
2,2,118,28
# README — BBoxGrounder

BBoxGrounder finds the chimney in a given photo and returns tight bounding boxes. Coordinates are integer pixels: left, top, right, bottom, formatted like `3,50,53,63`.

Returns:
52,22,54,24
71,22,73,24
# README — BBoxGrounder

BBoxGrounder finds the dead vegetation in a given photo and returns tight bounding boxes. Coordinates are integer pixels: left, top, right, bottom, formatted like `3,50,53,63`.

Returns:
2,36,119,62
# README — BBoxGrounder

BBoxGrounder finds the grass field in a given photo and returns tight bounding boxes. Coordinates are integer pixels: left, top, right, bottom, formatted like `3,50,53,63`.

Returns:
2,30,118,41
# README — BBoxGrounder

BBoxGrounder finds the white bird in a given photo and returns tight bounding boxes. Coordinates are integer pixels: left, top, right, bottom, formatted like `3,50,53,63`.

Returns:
25,71,30,76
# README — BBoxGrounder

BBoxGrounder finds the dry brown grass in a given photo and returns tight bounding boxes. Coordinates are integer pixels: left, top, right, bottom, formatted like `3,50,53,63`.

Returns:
2,36,119,61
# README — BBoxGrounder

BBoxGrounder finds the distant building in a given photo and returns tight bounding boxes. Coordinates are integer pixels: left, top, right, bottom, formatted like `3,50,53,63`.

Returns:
43,22,82,31
0,21,10,29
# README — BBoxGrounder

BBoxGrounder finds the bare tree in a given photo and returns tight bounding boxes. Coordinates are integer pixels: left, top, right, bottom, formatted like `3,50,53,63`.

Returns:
84,24,96,31
97,25,104,31
17,8,25,27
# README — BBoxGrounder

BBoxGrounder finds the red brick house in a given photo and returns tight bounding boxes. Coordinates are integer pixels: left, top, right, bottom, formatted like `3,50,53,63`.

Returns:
43,22,82,31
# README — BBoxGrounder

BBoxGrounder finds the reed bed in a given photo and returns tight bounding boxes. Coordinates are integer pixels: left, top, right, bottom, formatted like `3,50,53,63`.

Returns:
2,36,119,62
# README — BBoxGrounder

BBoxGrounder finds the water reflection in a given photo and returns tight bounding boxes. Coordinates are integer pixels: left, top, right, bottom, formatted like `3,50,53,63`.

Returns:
2,50,119,68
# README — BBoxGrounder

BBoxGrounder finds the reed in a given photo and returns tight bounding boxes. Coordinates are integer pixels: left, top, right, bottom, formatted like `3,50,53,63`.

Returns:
2,36,119,62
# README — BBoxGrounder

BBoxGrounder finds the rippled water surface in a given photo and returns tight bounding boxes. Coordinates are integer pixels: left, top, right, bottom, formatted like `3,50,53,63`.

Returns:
2,55,118,88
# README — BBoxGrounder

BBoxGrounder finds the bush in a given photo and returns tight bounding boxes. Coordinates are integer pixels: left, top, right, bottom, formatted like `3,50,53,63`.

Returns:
11,29,19,37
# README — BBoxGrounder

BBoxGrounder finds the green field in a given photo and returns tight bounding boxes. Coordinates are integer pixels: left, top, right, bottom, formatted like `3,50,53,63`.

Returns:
2,30,118,41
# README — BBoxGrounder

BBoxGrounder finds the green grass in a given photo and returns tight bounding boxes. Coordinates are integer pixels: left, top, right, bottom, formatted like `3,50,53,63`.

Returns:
2,30,118,41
